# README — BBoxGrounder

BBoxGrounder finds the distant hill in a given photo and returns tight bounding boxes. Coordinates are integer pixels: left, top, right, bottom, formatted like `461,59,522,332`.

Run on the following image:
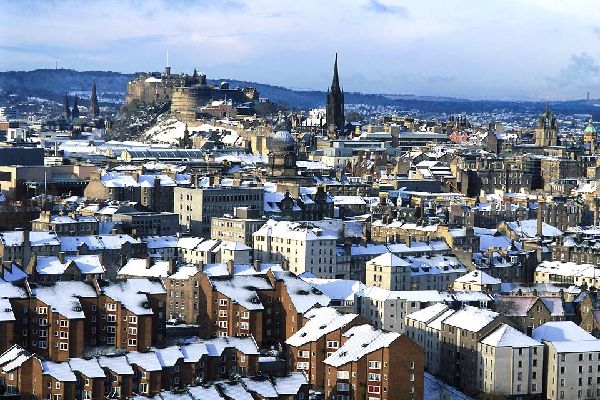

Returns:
1,69,600,117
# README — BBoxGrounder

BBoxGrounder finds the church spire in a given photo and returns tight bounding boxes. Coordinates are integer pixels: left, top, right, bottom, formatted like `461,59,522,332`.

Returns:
89,80,99,118
63,92,71,120
331,52,340,91
326,53,345,138
71,96,80,119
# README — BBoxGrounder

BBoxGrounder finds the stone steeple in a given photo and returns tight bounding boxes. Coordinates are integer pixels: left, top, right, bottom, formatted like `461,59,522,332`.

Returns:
326,53,345,138
89,80,100,118
63,92,71,120
71,96,80,119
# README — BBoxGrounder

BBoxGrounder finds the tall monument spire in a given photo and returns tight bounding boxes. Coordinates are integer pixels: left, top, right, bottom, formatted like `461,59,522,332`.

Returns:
71,96,80,119
326,53,345,138
89,80,100,118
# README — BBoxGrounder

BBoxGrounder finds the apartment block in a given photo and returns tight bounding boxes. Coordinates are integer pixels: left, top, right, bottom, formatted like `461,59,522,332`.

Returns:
174,186,264,236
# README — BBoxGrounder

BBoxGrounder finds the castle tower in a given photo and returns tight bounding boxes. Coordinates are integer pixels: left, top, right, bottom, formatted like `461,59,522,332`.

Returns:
326,53,345,138
89,80,100,118
534,106,558,147
63,92,71,120
71,96,80,119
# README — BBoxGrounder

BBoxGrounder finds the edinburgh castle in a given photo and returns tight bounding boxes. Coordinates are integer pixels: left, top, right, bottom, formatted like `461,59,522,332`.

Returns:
125,65,259,121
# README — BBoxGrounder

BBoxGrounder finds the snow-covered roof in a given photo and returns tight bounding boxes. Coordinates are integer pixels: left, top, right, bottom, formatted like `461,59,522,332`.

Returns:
273,270,330,313
117,258,170,278
324,324,400,367
69,358,106,378
155,346,183,368
101,279,165,315
272,372,308,395
357,286,446,303
216,381,254,400
480,324,541,348
187,385,224,400
168,265,200,280
36,254,105,276
454,270,501,285
406,303,450,324
33,281,97,319
506,219,562,238
286,307,359,347
59,234,140,252
204,336,259,356
241,377,278,398
98,355,134,375
532,321,596,342
441,306,499,332
210,274,272,310
0,345,34,373
0,231,59,247
126,351,162,372
302,278,366,302
142,235,178,249
42,360,77,381
180,342,208,363
367,252,411,268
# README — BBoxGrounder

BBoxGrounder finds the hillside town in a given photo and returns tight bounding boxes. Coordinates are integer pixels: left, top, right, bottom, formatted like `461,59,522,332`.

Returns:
1,53,600,400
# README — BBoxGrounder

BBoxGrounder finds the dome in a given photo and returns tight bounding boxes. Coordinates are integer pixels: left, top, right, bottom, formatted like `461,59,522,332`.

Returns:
271,129,296,152
585,119,596,134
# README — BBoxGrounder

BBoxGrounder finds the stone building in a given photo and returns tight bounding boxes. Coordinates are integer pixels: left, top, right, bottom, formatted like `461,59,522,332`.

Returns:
174,185,264,237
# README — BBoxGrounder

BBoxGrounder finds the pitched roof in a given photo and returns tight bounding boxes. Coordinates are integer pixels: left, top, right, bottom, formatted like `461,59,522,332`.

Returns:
480,324,541,348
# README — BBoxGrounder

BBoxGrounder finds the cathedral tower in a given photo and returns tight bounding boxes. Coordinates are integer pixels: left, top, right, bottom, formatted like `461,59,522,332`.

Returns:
89,80,100,118
534,107,558,147
326,53,345,138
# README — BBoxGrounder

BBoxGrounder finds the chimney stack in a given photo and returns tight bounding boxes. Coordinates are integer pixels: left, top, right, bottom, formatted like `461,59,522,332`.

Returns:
226,259,235,276
537,199,545,238
253,259,261,272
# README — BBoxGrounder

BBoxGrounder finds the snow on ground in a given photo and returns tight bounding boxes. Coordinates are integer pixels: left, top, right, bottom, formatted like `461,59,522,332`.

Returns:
143,117,241,145
425,373,473,400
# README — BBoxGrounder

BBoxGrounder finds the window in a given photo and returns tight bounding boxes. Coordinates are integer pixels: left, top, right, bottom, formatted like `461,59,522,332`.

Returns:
337,371,350,379
218,321,227,329
129,316,137,324
219,299,228,306
327,341,339,349
106,303,116,311
367,385,381,394
296,362,309,370
59,320,68,328
336,383,350,392
128,338,137,346
128,327,137,335
368,361,381,369
59,342,68,351
59,331,68,339
139,383,148,394
368,373,381,381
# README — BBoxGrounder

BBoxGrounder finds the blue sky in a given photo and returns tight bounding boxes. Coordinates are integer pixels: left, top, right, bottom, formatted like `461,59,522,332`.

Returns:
1,0,599,100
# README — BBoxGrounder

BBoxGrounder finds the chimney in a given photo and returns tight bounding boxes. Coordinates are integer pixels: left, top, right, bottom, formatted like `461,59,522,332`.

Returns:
282,258,290,271
146,257,152,270
537,200,544,238
253,259,261,272
344,239,352,255
168,258,175,274
226,259,235,276
406,235,412,248
58,252,66,264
